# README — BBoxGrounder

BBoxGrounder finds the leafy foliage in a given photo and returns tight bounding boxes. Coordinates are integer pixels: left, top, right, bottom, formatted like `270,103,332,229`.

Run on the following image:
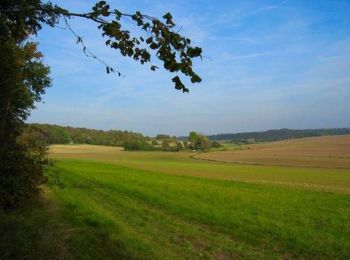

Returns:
29,124,187,152
0,28,51,210
29,123,147,147
188,131,211,151
123,140,155,151
38,0,202,92
156,134,171,140
0,128,49,211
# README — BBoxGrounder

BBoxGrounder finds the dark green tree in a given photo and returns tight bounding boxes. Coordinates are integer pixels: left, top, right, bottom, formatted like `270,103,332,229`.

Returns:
195,134,211,151
188,131,210,151
0,0,202,210
156,134,171,140
0,40,51,210
211,141,222,148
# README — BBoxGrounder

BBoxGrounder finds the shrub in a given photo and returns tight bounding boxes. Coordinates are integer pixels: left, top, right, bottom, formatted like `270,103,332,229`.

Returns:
0,126,49,211
123,140,156,151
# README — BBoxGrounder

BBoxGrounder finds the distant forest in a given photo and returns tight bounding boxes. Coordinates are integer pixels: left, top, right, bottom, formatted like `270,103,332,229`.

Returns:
206,128,350,143
28,124,148,147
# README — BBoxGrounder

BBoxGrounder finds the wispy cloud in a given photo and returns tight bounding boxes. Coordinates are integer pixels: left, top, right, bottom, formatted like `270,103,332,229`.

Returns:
249,0,290,15
226,51,276,60
212,0,290,28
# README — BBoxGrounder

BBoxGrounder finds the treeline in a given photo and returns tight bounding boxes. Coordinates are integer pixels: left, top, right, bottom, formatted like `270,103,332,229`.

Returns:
28,124,147,147
28,124,350,149
206,128,350,143
26,124,221,152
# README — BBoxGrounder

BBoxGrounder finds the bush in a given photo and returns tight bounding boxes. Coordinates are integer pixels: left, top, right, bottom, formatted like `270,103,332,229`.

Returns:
0,127,49,211
211,141,222,148
123,140,156,151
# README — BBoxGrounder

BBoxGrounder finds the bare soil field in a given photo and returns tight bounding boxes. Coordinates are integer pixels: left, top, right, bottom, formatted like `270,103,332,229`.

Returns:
196,135,350,168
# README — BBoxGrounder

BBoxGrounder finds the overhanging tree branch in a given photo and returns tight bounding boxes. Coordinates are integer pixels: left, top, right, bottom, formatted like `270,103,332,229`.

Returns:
2,1,203,92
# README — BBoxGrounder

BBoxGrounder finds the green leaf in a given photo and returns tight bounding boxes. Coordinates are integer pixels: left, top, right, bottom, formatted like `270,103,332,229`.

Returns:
187,47,202,58
115,9,122,19
172,76,188,92
150,42,158,49
191,74,201,83
163,12,172,20
151,65,159,71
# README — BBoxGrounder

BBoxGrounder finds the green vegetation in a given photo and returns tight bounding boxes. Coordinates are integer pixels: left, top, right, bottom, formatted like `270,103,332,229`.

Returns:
123,140,156,151
29,123,147,146
50,144,350,193
155,134,171,140
0,189,70,259
1,144,350,258
9,158,350,259
58,160,347,259
188,131,215,151
0,31,51,209
28,124,223,152
1,3,349,258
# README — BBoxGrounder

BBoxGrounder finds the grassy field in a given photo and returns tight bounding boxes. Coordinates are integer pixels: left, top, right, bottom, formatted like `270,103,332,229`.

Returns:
2,138,350,259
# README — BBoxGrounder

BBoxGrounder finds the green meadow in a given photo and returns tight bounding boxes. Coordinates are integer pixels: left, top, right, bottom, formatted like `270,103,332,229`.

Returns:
2,145,350,259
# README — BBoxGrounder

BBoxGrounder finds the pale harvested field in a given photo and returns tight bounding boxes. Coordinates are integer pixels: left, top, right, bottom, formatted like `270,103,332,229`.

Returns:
197,135,350,168
51,144,124,154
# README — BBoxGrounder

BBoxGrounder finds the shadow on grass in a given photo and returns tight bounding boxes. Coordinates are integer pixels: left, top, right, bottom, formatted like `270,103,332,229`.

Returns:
0,187,146,260
0,189,70,259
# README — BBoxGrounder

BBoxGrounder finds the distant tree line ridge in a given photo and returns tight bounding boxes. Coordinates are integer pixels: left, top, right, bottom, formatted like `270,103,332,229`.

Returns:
201,128,350,143
28,123,146,146
27,124,219,151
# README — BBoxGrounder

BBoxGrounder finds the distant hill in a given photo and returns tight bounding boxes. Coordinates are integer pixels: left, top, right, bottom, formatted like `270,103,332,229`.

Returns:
205,128,350,143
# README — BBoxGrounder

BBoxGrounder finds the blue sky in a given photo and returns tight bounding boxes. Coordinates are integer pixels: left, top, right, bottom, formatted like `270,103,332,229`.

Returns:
29,0,350,136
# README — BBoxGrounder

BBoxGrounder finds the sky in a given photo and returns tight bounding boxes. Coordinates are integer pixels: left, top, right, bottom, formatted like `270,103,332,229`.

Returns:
28,0,350,136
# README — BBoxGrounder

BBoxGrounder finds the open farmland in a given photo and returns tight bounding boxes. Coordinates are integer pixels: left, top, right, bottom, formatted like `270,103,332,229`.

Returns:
3,141,349,259
196,135,350,168
3,1,350,259
50,141,350,194
7,140,341,259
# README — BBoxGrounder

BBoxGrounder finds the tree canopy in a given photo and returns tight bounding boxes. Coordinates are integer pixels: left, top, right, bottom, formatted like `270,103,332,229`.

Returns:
188,131,211,151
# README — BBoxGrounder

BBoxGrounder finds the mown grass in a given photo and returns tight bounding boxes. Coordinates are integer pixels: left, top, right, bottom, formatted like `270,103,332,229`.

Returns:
42,159,350,259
